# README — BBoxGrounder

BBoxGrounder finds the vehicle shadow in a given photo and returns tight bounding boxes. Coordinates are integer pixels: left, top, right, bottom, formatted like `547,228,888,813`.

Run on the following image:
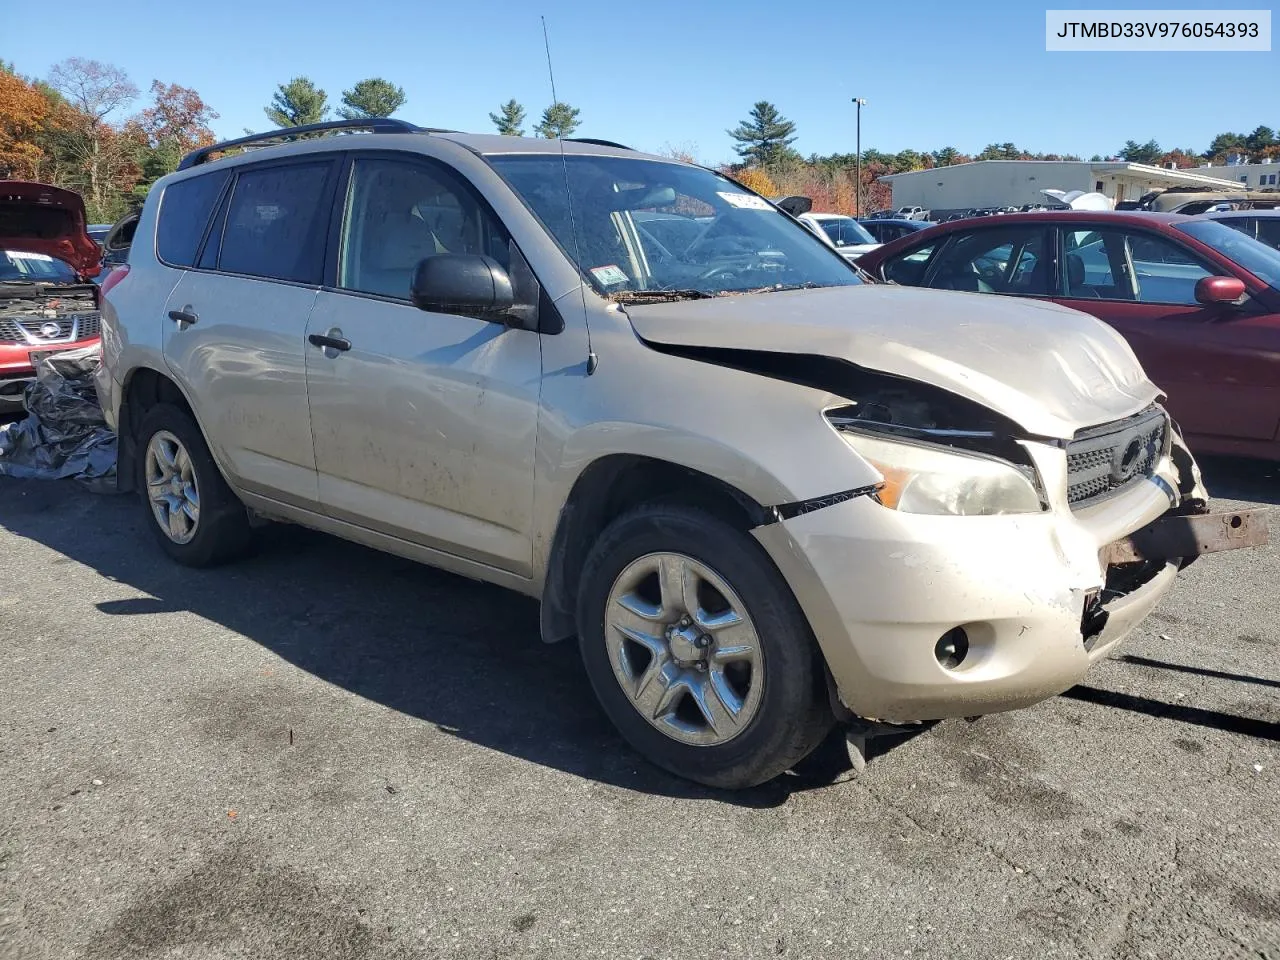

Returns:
0,479,899,807
1197,454,1280,506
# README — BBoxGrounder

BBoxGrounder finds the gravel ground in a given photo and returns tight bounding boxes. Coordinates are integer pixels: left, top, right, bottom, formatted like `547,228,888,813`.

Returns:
1,458,1277,960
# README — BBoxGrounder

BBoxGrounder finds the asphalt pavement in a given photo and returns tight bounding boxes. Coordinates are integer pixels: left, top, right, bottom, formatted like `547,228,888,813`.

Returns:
1,458,1278,960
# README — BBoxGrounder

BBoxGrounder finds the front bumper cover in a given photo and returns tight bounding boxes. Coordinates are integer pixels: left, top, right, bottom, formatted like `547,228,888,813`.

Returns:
753,434,1267,725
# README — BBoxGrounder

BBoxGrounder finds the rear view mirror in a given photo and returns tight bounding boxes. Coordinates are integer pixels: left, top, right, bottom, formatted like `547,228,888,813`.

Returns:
1194,275,1246,305
411,254,515,322
607,185,676,211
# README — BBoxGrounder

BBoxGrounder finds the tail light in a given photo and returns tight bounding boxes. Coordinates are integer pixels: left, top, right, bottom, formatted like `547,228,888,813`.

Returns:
100,264,129,297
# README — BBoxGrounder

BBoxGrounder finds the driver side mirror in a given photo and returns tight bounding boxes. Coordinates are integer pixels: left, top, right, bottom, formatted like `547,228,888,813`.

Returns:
412,254,517,324
1194,275,1246,306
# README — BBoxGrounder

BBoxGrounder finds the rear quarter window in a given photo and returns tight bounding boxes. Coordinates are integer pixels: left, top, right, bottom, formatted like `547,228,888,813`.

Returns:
156,172,229,267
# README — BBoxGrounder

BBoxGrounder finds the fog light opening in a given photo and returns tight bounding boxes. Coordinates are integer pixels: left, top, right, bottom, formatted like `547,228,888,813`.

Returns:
934,628,969,670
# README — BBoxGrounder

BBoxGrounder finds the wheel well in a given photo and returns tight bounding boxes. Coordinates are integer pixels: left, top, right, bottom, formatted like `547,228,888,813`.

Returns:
115,368,193,492
539,455,773,644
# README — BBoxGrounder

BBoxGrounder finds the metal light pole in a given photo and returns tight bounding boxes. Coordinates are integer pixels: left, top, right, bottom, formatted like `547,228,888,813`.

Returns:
853,98,867,217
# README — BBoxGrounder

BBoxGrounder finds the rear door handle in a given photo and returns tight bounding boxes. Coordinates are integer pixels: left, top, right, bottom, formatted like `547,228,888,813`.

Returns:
308,333,351,352
168,308,198,326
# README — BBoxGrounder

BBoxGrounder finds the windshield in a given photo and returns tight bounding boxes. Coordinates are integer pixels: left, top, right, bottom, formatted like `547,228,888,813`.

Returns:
488,154,861,299
817,217,876,247
0,250,78,283
1176,220,1280,289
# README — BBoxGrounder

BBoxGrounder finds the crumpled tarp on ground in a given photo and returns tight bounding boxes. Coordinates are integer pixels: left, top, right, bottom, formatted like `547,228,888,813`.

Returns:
0,345,118,492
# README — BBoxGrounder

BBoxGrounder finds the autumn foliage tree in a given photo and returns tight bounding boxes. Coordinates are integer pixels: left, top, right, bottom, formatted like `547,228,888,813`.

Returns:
127,81,219,195
0,67,50,179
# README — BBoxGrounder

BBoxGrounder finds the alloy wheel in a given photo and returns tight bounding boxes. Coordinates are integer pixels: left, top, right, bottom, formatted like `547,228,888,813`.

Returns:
604,552,764,746
144,430,201,545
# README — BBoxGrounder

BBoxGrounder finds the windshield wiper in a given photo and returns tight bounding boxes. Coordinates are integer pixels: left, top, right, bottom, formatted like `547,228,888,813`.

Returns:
609,289,718,304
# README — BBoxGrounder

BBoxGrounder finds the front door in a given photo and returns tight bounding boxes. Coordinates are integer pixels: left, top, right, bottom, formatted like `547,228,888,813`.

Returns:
163,157,340,507
1052,227,1279,443
305,155,542,575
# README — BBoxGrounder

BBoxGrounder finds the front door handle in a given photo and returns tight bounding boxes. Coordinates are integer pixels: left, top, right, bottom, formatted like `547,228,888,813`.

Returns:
168,308,198,326
308,333,352,352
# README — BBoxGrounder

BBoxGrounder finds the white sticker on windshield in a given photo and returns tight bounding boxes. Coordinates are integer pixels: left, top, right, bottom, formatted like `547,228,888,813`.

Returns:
717,192,772,210
5,250,54,261
590,264,629,286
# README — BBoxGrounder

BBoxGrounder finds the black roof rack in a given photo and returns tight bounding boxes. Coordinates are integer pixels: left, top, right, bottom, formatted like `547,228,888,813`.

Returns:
563,138,634,151
178,118,424,170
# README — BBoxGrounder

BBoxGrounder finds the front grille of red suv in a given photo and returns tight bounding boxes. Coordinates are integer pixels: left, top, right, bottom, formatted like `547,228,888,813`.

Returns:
0,314,101,345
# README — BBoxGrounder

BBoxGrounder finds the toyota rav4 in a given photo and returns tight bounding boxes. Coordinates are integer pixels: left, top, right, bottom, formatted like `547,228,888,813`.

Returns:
97,120,1265,788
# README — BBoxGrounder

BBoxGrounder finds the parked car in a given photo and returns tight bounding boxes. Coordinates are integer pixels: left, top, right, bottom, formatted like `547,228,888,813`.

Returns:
1143,189,1280,215
99,121,1255,788
795,212,881,258
896,206,929,221
857,210,1280,460
0,181,103,410
1206,209,1280,250
87,223,111,247
858,218,934,244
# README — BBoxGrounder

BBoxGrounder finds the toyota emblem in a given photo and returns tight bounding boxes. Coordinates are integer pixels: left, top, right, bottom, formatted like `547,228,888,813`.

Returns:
38,321,62,339
1109,430,1156,485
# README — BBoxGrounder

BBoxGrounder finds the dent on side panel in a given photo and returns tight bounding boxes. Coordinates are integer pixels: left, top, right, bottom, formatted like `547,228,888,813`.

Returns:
537,309,883,503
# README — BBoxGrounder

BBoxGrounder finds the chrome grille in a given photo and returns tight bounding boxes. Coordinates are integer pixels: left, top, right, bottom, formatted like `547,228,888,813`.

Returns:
1065,407,1168,508
0,313,102,345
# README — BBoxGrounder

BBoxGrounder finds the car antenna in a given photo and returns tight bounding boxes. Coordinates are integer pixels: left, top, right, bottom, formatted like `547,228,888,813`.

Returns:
543,14,597,375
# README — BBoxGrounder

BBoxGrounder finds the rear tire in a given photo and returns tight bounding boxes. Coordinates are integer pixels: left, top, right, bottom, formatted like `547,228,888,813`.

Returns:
576,503,833,789
135,403,252,567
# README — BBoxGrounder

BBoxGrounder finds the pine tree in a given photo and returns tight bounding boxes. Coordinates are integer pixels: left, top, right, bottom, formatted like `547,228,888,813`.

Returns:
489,99,526,136
535,101,580,139
338,79,406,120
727,102,798,168
264,77,328,127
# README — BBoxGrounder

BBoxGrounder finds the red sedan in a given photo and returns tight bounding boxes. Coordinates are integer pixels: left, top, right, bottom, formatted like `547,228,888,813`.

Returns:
856,211,1280,460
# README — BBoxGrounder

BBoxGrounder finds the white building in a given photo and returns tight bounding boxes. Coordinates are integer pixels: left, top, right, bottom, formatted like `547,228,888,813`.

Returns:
879,160,1243,215
1197,158,1280,189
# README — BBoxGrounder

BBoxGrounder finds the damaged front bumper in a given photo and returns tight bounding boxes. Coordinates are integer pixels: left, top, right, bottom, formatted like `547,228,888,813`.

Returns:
753,430,1267,724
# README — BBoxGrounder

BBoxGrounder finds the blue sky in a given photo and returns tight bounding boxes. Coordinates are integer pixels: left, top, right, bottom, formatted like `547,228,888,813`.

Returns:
6,0,1276,163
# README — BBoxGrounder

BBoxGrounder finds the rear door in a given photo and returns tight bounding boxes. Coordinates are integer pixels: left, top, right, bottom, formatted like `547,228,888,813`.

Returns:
304,153,543,575
1051,226,1279,443
162,156,340,507
918,223,1054,297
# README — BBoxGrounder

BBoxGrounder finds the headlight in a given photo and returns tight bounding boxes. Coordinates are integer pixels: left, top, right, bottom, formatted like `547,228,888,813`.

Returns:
839,430,1044,516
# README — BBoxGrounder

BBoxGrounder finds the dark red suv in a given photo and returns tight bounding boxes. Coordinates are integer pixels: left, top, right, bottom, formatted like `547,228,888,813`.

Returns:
856,211,1280,460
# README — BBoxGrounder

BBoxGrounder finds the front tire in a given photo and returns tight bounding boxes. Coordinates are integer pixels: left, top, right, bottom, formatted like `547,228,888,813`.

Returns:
135,403,252,567
576,504,833,789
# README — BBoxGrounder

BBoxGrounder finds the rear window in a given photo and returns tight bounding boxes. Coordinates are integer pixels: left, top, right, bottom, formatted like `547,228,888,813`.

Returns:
216,162,332,284
157,172,228,267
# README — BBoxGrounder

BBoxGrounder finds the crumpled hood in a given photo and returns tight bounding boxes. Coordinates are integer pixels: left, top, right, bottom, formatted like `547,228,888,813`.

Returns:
625,284,1161,439
0,181,101,276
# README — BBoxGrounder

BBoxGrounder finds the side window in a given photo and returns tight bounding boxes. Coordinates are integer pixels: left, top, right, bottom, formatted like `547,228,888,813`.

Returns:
882,241,938,285
925,228,1049,295
1124,232,1212,305
217,162,333,284
1216,218,1255,241
1255,218,1280,249
156,171,228,267
338,158,511,299
1062,229,1123,299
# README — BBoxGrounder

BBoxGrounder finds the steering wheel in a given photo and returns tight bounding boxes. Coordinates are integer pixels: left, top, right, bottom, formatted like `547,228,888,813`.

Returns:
698,263,740,281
